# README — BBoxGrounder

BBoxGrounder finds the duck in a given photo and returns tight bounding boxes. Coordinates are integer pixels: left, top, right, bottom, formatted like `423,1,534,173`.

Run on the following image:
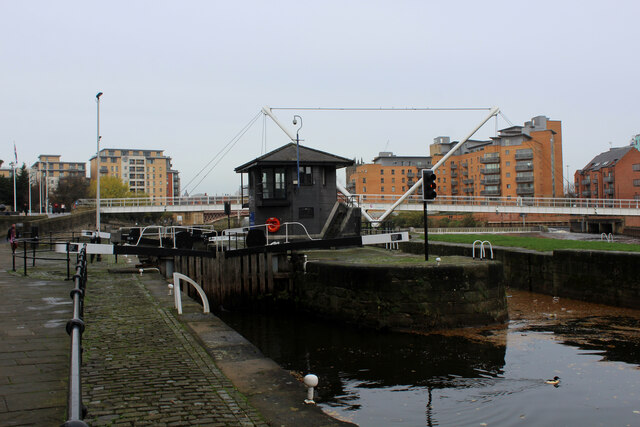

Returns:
545,376,560,386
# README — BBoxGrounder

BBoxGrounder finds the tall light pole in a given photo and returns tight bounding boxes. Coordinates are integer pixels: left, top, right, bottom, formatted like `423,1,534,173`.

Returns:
293,115,302,188
96,92,103,233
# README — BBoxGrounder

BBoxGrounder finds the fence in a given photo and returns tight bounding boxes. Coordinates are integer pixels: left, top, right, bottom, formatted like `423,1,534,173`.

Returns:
11,230,88,278
63,243,89,426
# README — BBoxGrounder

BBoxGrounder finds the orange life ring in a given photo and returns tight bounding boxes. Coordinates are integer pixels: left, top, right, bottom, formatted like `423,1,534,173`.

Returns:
266,217,281,233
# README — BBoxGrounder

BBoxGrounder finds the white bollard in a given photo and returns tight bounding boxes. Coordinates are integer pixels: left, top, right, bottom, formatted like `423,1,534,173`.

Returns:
303,374,318,404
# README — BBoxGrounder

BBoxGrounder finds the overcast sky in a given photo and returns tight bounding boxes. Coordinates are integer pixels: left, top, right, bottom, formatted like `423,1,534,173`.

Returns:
2,0,639,195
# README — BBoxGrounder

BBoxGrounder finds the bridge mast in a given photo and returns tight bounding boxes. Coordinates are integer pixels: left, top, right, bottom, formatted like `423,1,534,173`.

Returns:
374,106,500,224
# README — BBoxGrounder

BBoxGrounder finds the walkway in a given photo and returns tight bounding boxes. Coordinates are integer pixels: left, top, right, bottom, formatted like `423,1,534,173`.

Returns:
0,247,70,426
0,244,346,426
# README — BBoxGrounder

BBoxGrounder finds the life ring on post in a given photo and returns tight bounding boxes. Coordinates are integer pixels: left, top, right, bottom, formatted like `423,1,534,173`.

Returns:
266,217,281,233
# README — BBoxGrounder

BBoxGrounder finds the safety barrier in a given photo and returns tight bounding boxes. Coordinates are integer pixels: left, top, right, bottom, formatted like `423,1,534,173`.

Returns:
63,243,89,426
600,232,614,242
472,240,494,260
171,272,210,315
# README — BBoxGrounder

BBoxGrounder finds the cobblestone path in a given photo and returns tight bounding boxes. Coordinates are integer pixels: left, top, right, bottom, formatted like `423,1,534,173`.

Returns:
82,264,266,426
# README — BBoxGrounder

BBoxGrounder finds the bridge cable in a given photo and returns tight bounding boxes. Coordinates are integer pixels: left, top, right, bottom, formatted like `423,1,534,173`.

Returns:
184,111,263,194
182,111,262,195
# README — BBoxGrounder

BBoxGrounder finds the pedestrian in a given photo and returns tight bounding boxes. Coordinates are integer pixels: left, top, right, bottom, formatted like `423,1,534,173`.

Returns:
6,224,18,253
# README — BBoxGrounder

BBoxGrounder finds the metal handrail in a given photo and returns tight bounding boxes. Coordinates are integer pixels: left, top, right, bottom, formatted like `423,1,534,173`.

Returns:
63,243,89,426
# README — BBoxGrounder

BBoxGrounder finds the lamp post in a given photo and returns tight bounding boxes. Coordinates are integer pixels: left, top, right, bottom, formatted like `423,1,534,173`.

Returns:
96,92,103,233
293,115,302,188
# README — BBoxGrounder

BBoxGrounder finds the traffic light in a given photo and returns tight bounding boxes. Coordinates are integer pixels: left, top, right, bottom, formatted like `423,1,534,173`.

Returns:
423,169,437,200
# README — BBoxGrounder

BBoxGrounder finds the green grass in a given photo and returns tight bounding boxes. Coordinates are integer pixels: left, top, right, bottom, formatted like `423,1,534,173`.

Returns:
425,233,640,253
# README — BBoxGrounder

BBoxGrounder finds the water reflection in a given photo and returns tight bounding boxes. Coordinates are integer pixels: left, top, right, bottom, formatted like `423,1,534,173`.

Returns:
219,305,640,426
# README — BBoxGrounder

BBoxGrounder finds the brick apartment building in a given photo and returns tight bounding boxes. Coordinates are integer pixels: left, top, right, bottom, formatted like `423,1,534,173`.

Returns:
429,115,563,199
347,152,431,199
89,148,180,198
574,146,640,200
348,115,563,200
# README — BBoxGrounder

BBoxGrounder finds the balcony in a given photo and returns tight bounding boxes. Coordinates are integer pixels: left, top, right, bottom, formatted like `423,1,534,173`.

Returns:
481,189,501,196
515,152,534,160
480,155,500,164
480,167,500,175
463,187,474,193
581,178,591,185
604,175,614,183
516,187,534,196
516,175,534,183
451,179,458,186
462,170,468,176
515,163,533,172
451,188,459,195
451,171,458,178
463,178,474,185
461,161,468,168
407,172,415,178
604,188,615,195
450,163,458,170
481,177,501,185
582,190,591,197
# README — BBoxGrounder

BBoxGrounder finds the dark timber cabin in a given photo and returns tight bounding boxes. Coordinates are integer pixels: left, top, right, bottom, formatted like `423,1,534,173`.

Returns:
235,143,361,238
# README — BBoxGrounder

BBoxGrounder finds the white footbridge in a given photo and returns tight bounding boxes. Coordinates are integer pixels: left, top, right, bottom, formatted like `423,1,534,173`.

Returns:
77,194,640,220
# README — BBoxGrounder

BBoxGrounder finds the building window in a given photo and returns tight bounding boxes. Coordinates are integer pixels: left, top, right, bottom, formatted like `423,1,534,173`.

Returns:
381,178,385,184
299,166,313,185
401,169,405,174
392,186,395,192
506,161,510,166
362,177,366,184
363,186,366,193
381,186,385,192
633,164,640,172
392,178,395,183
402,186,405,191
391,169,395,175
261,168,287,199
634,179,640,187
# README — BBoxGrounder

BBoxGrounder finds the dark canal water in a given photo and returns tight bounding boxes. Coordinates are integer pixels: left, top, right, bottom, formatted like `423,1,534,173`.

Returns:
218,292,640,426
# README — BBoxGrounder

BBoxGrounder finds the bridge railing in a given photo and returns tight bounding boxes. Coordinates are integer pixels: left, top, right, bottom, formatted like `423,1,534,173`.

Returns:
354,194,640,210
77,195,245,208
78,194,640,211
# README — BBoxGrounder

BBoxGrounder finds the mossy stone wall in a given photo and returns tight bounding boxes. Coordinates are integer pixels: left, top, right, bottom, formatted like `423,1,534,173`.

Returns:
296,261,507,331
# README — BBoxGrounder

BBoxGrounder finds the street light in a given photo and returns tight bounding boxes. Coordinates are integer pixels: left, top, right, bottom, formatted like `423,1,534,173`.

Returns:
96,92,103,233
293,115,302,188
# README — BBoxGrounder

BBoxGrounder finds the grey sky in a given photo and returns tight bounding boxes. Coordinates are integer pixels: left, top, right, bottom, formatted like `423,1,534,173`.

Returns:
2,0,638,195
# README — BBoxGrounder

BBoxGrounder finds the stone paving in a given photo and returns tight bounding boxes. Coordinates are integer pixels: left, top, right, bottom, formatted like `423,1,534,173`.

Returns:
0,241,347,427
0,246,70,426
81,255,267,426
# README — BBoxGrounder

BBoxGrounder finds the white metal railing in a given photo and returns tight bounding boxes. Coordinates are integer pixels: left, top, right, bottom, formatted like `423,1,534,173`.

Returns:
130,225,218,249
219,222,317,250
77,195,245,208
472,240,494,260
600,232,614,243
79,194,640,210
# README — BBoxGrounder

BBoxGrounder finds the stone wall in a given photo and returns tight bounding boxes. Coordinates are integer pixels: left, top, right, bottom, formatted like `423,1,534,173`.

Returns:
400,241,640,309
296,261,507,332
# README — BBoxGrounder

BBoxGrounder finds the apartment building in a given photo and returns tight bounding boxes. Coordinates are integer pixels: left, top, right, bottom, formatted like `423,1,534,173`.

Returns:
348,152,432,198
429,116,563,198
30,155,87,189
89,148,180,198
574,146,640,200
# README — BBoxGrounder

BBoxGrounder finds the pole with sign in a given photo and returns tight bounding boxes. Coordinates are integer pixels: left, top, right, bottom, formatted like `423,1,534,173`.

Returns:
422,169,437,261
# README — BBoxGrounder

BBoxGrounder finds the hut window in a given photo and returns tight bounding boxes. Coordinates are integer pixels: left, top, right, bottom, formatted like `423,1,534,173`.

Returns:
261,168,287,199
299,166,313,185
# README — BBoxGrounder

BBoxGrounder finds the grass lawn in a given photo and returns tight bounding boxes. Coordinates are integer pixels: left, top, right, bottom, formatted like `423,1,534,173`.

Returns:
422,233,640,253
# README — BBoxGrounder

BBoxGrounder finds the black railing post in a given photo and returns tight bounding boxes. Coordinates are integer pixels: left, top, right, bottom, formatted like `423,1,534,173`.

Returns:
66,242,71,280
32,238,37,267
23,240,27,276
